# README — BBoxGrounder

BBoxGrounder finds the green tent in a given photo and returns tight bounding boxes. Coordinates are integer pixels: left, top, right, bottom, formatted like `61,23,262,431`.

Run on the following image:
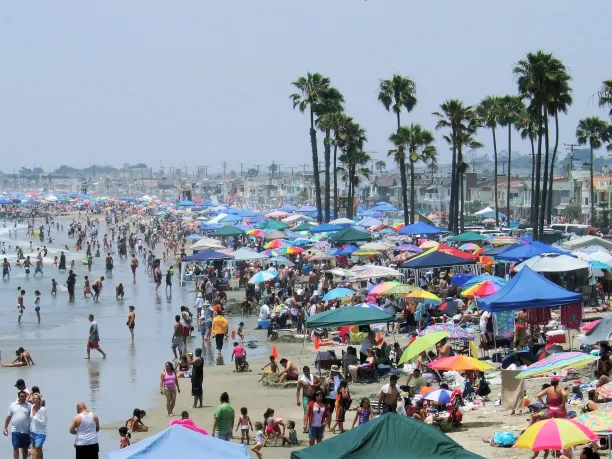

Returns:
447,231,487,242
208,225,245,237
292,222,314,232
290,413,485,459
306,306,393,329
261,219,289,230
328,227,372,243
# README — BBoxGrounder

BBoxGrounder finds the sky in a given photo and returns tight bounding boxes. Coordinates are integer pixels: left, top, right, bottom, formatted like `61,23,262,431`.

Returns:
1,1,611,174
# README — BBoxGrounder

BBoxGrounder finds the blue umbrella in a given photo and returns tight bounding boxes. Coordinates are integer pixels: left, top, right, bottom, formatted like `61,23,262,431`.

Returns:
423,389,453,404
185,234,201,240
248,270,278,284
335,244,359,256
322,287,356,301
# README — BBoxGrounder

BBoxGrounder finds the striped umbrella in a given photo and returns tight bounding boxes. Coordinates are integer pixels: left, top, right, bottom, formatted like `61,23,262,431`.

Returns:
264,239,287,249
461,280,503,298
261,249,282,257
596,382,612,399
516,418,597,451
421,324,473,341
246,229,264,238
515,352,599,379
577,410,612,433
427,355,494,371
284,246,305,255
368,281,402,296
462,275,507,289
423,389,453,404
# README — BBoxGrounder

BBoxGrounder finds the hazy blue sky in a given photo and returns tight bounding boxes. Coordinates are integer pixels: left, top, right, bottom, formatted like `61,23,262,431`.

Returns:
1,1,611,174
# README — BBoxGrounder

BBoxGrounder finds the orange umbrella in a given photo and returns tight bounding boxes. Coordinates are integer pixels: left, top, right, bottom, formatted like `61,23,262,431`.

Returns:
285,246,305,255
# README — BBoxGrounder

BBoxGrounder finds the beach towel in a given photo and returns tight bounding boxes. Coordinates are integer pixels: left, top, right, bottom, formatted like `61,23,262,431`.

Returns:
527,308,551,325
560,303,583,330
501,369,524,411
494,310,514,338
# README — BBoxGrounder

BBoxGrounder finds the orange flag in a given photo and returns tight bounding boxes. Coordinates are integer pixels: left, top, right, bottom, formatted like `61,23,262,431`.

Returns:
313,336,320,350
271,345,279,360
377,332,382,343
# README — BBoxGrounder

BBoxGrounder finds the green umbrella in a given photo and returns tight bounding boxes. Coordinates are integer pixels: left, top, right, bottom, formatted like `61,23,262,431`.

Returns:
398,331,449,365
209,225,245,237
292,222,313,232
328,227,372,243
446,232,487,242
261,219,288,230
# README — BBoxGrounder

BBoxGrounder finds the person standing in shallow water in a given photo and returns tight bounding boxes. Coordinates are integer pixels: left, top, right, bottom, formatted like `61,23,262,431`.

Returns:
86,314,106,360
127,306,135,341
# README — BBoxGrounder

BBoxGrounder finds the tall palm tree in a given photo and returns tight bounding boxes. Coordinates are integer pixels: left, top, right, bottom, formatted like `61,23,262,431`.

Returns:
516,111,537,223
477,96,503,225
315,87,345,222
375,160,386,174
290,72,331,223
378,74,417,224
599,80,612,117
514,51,570,240
576,117,612,225
318,112,350,219
404,124,437,224
337,120,370,219
546,81,572,224
433,100,477,233
499,95,525,219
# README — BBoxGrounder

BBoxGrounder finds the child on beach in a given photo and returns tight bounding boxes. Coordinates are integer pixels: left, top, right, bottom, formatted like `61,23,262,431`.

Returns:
351,398,374,428
118,427,131,449
51,279,57,295
232,342,248,372
83,276,92,297
235,407,253,444
252,422,266,459
282,420,298,446
263,408,285,446
261,356,278,374
238,322,245,342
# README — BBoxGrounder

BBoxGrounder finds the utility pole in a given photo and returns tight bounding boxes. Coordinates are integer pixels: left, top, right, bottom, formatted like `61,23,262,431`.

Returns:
300,163,309,174
255,165,262,175
221,161,227,177
288,166,296,176
239,162,245,177
277,164,283,179
564,143,580,173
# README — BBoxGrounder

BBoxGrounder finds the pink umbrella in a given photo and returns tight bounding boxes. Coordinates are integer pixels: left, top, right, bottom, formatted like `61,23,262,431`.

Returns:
582,319,601,332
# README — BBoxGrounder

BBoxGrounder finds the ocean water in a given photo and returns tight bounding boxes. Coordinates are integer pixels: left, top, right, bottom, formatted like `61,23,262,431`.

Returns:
0,217,264,457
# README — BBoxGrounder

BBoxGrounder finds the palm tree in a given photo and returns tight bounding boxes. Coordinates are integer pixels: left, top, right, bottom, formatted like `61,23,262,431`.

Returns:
375,160,386,174
576,117,612,225
599,80,612,117
378,74,417,224
315,87,345,222
546,81,572,224
433,100,477,233
404,124,437,224
318,112,350,219
514,51,570,240
499,95,525,219
337,120,370,219
477,96,503,226
290,72,331,223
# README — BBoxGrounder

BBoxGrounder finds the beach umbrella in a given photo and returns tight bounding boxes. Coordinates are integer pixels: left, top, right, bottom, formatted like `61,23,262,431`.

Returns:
264,239,287,249
460,280,502,298
264,230,287,240
459,243,481,251
515,418,597,452
335,244,359,256
577,410,612,434
368,281,402,296
398,332,449,365
384,284,420,296
403,290,441,304
352,250,381,257
329,217,355,225
423,389,453,404
536,344,565,361
596,382,612,399
246,229,264,238
462,275,507,289
261,249,282,257
264,210,289,218
419,240,438,249
516,352,599,379
248,270,278,284
395,244,423,252
420,386,436,396
269,256,295,267
501,350,537,369
285,246,305,255
421,324,473,341
360,242,391,251
583,320,602,332
427,356,494,372
322,287,356,302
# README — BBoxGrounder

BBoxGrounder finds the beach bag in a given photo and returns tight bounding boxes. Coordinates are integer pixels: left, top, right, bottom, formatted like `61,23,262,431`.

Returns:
492,431,516,447
477,380,491,397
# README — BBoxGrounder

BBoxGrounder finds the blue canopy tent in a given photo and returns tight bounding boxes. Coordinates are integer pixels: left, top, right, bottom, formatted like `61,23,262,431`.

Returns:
309,223,343,233
370,203,397,212
182,250,233,262
478,267,583,312
399,222,442,236
482,243,522,257
449,273,475,287
496,241,569,262
399,251,476,269
176,200,196,207
106,425,250,459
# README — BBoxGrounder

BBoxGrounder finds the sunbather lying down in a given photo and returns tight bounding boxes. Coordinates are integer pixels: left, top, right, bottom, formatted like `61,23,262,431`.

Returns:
584,304,611,314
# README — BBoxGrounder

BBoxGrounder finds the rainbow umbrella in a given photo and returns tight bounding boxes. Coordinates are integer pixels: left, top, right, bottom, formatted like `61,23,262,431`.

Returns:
264,239,287,249
368,281,402,296
463,275,507,289
352,250,381,256
461,280,502,298
459,243,481,251
596,382,612,399
516,418,597,451
246,229,264,238
423,389,453,404
261,249,282,257
403,290,441,304
516,352,599,379
421,324,473,341
284,246,305,255
427,355,494,372
577,410,612,434
384,284,420,296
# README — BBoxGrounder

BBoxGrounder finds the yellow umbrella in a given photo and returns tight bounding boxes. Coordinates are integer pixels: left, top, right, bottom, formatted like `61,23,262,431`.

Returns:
352,250,381,256
404,290,441,303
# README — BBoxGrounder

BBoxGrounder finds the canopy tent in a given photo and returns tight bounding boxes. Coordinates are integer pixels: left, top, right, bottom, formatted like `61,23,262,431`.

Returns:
482,243,521,257
188,238,225,251
398,222,442,235
309,223,343,233
106,425,250,459
348,264,402,280
496,241,569,262
290,413,484,459
474,206,506,218
478,267,582,312
514,253,589,273
562,235,612,251
328,227,372,243
182,250,234,262
399,251,476,269
230,248,269,261
306,306,394,328
176,200,196,207
292,222,316,232
447,232,487,242
208,226,245,237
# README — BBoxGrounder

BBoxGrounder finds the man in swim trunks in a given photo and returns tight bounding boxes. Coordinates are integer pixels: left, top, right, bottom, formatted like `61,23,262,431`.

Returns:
106,253,114,275
279,358,299,382
92,277,104,301
130,254,138,282
172,315,184,359
127,306,135,341
296,366,320,433
378,375,400,415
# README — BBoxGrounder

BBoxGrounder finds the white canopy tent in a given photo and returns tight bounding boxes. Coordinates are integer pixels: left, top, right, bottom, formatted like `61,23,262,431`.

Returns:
348,264,402,280
514,253,590,273
188,238,225,251
562,235,612,251
231,248,269,261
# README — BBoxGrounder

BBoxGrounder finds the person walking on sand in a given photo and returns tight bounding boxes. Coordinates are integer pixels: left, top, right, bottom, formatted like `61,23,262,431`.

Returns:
160,362,180,417
69,402,100,459
130,255,138,283
172,315,184,359
33,290,41,324
212,310,228,358
29,393,47,459
127,306,135,341
212,392,234,441
3,390,31,459
92,277,104,301
297,366,320,434
86,314,106,360
187,348,204,408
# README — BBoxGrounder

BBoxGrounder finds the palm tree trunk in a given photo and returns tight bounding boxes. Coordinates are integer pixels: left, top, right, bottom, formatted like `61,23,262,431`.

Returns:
410,161,416,224
309,108,323,223
546,113,560,225
533,109,544,241
324,129,331,223
492,128,499,226
399,151,409,225
449,143,457,233
458,145,464,233
590,143,595,225
530,136,536,226
333,140,339,218
538,107,550,240
506,125,512,222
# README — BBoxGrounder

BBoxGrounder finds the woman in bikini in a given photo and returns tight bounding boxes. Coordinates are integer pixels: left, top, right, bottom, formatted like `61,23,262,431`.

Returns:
514,309,528,347
125,408,148,432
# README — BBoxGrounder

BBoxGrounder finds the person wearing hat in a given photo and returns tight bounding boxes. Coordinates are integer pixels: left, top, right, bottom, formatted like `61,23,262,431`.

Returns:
322,365,344,432
193,293,204,319
378,375,400,415
201,300,214,343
